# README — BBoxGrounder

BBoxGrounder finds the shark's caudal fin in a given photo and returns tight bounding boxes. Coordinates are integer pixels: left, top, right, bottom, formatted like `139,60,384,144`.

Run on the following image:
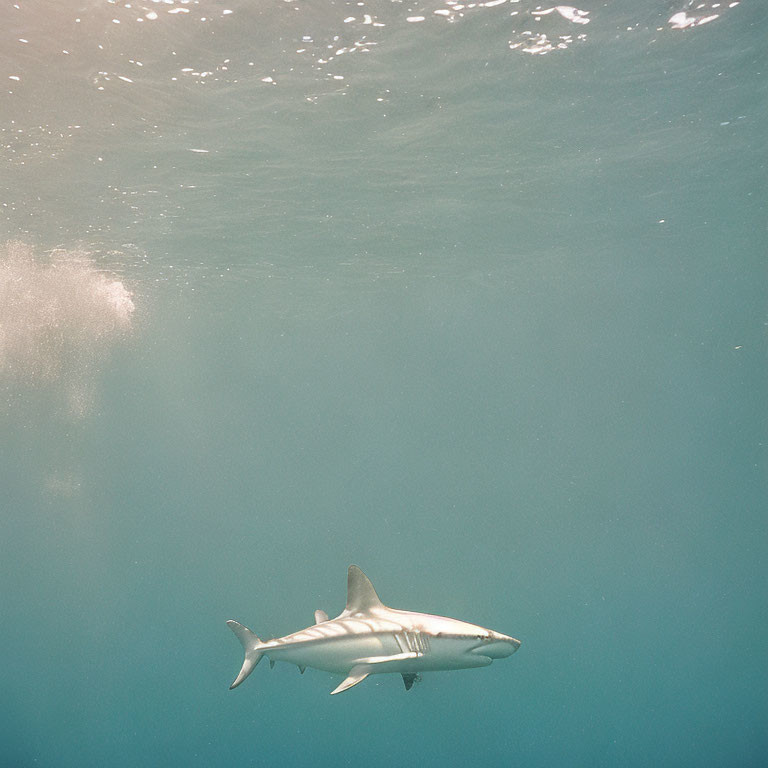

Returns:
344,565,384,614
227,620,264,690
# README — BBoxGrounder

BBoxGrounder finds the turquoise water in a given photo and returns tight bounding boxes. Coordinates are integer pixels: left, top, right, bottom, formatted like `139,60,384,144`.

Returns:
1,0,766,765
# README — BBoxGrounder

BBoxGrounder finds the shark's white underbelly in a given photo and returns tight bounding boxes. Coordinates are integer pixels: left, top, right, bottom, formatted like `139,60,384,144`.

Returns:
267,634,391,673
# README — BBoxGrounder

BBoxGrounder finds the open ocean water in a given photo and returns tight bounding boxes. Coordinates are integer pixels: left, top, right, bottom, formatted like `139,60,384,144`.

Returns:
1,0,766,766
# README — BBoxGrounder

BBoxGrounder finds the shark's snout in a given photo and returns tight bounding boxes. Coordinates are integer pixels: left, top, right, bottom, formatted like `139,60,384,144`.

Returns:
474,633,521,659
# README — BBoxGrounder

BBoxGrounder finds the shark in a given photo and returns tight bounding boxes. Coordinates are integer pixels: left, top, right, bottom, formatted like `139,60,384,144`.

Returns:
226,564,521,695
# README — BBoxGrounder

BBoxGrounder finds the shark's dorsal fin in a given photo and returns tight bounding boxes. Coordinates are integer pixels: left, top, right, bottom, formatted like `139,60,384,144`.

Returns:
345,565,384,614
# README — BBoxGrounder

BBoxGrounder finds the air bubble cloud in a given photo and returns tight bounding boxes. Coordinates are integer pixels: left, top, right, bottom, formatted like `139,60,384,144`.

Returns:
0,241,135,417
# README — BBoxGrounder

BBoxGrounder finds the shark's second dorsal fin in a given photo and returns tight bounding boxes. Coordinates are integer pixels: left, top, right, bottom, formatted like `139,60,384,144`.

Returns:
345,565,384,614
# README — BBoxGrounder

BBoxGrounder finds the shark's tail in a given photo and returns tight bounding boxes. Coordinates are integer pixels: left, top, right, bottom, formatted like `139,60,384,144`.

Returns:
227,620,264,689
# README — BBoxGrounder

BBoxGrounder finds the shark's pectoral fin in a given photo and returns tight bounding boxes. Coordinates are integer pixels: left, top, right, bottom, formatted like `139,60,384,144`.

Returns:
402,673,418,691
356,651,420,665
330,665,371,695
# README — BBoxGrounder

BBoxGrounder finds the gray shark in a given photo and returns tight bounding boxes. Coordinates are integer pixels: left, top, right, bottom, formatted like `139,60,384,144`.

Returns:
227,565,521,695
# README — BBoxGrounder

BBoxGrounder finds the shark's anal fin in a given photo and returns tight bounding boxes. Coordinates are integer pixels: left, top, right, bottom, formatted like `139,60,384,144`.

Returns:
330,665,370,695
314,609,329,624
402,673,418,691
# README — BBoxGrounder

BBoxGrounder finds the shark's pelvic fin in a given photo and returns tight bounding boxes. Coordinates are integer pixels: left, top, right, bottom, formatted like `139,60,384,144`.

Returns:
314,609,329,624
402,673,418,691
345,565,384,614
227,620,263,690
298,665,306,674
269,659,276,669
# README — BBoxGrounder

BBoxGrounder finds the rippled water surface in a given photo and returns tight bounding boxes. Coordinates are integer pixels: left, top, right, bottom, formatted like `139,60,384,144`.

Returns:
1,1,766,766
